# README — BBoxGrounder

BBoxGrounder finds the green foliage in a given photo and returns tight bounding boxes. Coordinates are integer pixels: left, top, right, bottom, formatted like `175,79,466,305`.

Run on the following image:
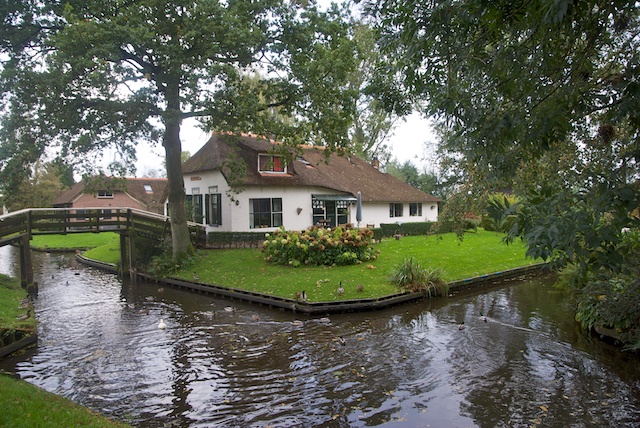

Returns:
207,231,265,249
484,193,521,233
262,226,378,267
389,257,447,298
575,273,640,351
379,222,435,237
145,236,196,278
385,159,442,197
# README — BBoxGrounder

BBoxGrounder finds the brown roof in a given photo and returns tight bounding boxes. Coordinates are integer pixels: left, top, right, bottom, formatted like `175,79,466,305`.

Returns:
51,177,169,213
182,133,441,204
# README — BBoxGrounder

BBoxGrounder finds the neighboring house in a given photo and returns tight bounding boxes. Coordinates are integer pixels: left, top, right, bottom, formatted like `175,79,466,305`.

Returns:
180,133,441,233
52,176,168,215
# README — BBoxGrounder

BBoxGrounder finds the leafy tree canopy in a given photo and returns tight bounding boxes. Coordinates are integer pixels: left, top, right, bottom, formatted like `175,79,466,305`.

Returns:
1,0,358,256
365,0,640,271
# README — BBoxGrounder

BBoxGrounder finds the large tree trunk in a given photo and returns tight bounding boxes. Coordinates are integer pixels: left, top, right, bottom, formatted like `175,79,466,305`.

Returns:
163,79,192,259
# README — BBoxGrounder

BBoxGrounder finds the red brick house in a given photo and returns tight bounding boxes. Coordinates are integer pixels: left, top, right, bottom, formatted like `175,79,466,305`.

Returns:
52,177,168,215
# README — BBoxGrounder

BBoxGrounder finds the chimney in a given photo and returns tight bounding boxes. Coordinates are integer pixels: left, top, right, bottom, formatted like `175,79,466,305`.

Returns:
371,157,380,170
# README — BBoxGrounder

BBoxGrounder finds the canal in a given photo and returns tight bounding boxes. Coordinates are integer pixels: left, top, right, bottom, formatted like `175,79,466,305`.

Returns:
1,245,639,427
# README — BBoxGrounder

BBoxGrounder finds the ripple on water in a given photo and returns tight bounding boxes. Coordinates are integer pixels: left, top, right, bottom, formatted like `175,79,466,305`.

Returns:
5,253,640,427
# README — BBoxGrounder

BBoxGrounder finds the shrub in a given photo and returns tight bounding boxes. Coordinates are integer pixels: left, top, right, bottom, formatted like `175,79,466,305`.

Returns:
262,226,379,266
379,222,436,237
145,236,196,278
389,257,448,298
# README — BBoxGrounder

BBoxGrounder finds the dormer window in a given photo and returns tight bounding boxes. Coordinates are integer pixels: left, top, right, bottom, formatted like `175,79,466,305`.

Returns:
97,190,113,198
143,184,153,194
259,154,287,174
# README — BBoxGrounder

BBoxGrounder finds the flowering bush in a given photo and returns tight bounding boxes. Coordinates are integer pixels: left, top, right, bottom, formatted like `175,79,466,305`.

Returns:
262,226,379,267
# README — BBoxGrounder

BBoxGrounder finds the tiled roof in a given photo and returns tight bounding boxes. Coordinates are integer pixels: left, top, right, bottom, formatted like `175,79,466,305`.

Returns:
51,177,169,213
182,133,441,204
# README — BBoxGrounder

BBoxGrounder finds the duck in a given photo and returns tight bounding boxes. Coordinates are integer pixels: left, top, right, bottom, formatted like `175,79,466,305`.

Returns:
295,291,301,300
193,272,200,281
17,309,31,320
479,311,487,323
251,313,261,322
458,322,465,330
357,284,364,292
337,282,344,295
157,287,165,293
224,306,235,312
158,319,166,329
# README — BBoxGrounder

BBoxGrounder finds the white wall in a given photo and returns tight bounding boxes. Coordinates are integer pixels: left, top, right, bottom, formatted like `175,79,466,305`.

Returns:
356,202,439,228
183,171,439,232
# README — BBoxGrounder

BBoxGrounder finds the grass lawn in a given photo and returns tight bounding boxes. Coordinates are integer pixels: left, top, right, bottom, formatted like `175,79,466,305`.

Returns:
0,274,36,333
0,375,131,428
82,238,122,265
172,229,538,302
30,232,119,251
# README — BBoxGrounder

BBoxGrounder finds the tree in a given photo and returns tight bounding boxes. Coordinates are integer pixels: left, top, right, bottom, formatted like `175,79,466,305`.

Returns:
6,160,66,211
347,22,403,164
385,159,441,197
365,0,640,270
1,1,357,258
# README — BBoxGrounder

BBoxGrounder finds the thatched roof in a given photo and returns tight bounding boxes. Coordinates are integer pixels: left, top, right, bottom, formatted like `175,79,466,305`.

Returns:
182,133,441,204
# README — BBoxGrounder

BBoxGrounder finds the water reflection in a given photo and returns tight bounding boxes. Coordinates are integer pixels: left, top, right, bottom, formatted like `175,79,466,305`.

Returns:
1,247,639,427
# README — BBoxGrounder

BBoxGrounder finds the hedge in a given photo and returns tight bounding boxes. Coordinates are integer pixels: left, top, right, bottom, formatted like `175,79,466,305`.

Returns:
378,222,436,237
207,231,265,248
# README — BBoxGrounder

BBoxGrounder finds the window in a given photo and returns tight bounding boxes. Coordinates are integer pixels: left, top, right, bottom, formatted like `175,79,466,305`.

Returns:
250,198,283,228
409,203,422,217
186,188,203,223
143,184,153,194
206,189,222,226
258,154,287,173
97,190,113,198
390,203,403,218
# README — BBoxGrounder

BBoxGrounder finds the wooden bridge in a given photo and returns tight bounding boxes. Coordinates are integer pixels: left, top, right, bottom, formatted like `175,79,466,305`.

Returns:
0,208,206,289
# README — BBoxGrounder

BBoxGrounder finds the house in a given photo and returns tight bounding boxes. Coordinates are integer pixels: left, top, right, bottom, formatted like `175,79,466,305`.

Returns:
180,133,441,233
52,176,169,215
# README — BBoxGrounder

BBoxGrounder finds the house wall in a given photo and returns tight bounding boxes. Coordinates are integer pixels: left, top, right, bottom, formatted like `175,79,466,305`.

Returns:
183,171,439,233
72,193,146,210
358,202,439,228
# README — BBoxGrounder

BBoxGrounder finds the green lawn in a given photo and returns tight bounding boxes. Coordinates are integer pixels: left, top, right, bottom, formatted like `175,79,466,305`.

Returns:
28,228,538,303
0,375,131,428
0,274,36,333
173,229,538,302
82,238,122,264
30,232,119,251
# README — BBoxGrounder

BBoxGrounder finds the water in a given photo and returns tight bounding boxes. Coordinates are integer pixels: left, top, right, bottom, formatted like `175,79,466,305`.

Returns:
1,246,639,427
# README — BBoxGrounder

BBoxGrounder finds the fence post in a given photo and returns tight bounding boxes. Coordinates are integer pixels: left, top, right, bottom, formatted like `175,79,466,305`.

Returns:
119,233,127,279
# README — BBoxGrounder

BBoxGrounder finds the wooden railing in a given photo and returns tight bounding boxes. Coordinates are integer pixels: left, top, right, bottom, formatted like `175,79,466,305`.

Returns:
0,207,206,246
0,208,207,288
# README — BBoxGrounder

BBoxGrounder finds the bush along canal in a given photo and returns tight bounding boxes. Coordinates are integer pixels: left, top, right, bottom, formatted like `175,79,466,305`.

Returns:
1,246,639,427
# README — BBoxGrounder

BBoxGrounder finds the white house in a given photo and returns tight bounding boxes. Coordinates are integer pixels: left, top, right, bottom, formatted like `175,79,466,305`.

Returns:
179,133,441,233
